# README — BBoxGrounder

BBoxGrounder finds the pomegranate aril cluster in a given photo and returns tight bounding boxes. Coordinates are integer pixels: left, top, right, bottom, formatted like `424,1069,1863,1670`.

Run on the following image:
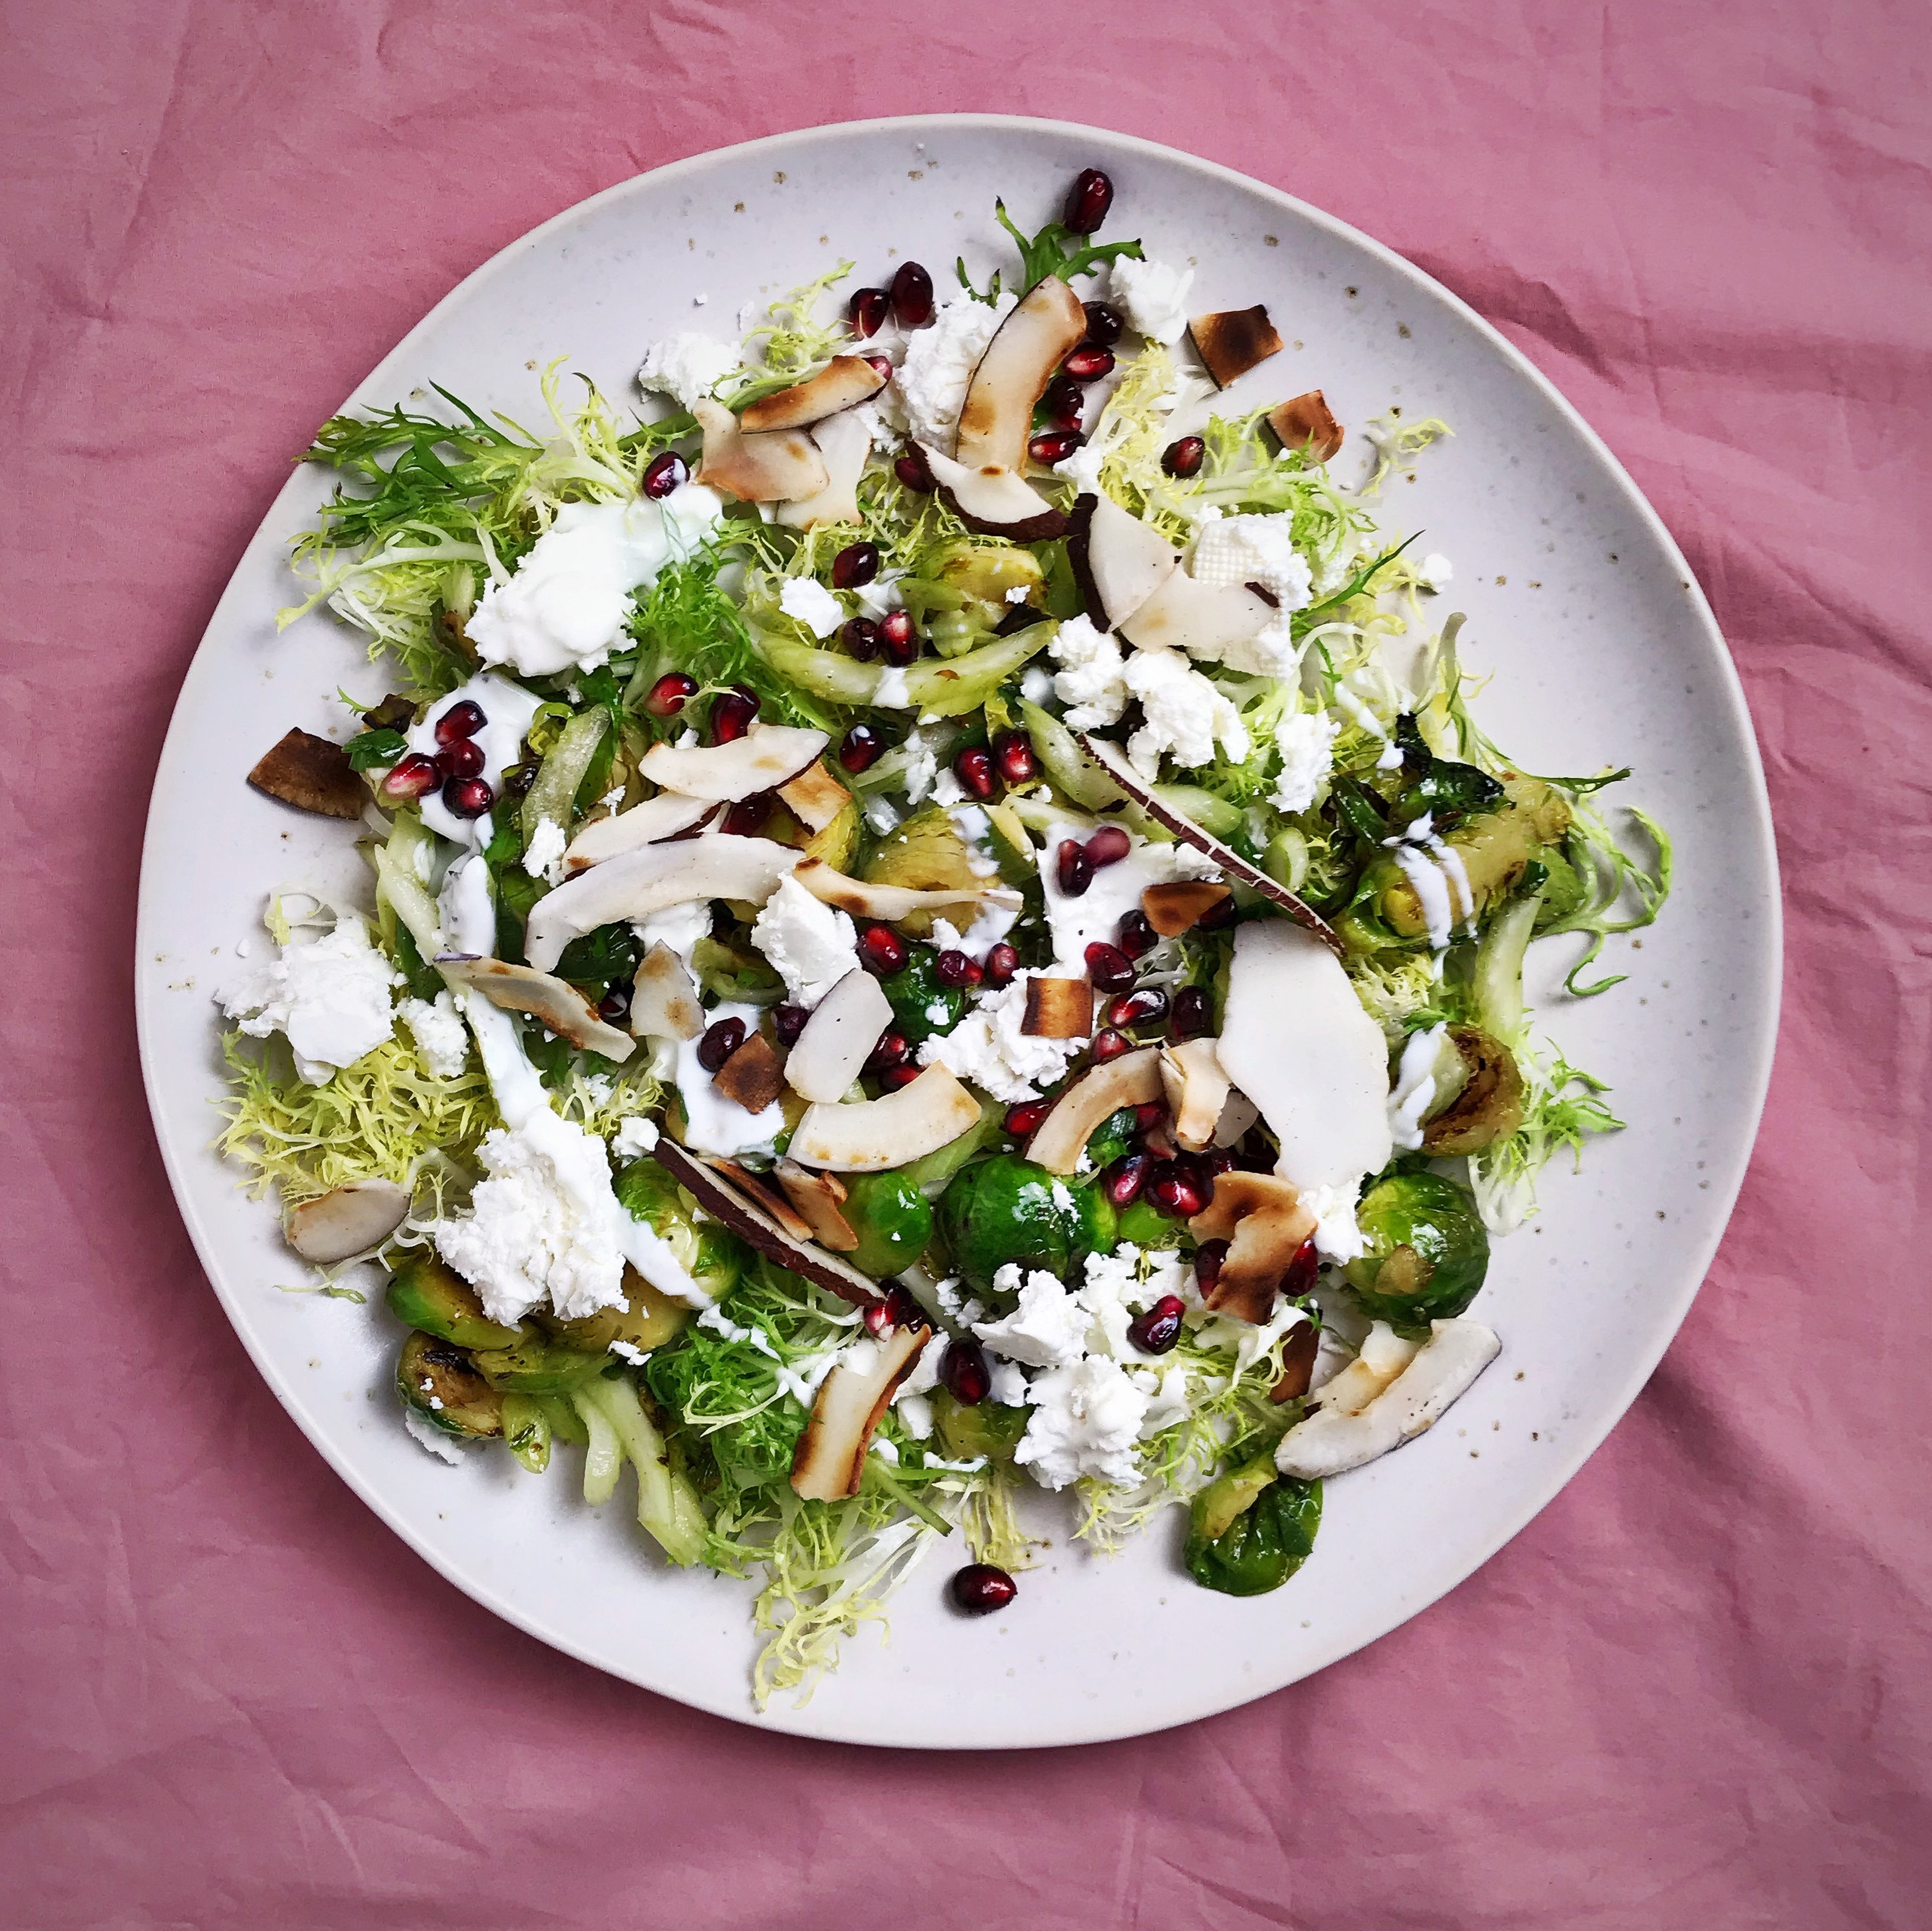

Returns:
385,694,498,815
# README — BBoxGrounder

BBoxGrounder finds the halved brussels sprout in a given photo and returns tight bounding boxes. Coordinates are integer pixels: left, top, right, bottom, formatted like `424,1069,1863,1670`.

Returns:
862,808,986,939
469,1333,613,1394
537,1265,695,1355
1184,1459,1321,1597
396,1331,503,1438
936,1152,1116,1293
839,1168,935,1278
612,1158,747,1303
932,1390,1029,1464
385,1252,524,1351
1344,1171,1490,1328
1421,1028,1525,1155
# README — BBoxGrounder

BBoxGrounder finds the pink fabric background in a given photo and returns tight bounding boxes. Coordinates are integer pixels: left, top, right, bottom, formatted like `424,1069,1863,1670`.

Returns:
5,1,1928,1922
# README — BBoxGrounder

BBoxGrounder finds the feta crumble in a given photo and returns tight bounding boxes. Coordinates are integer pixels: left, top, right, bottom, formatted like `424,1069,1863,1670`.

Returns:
403,1408,466,1464
973,1267,1091,1369
399,990,468,1079
917,971,1087,1103
521,815,568,887
1122,648,1251,777
1047,613,1129,730
612,1114,661,1160
779,575,845,639
750,874,859,1007
1270,709,1339,815
637,331,741,409
1016,1354,1151,1489
896,291,1016,448
220,916,400,1085
1107,255,1195,346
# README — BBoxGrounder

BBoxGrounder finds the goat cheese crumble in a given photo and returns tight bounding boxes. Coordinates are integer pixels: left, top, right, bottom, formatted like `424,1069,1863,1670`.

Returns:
1047,613,1130,730
750,874,859,1006
896,291,1016,447
398,990,469,1079
636,332,741,409
1107,255,1194,346
778,575,845,639
1122,648,1251,777
917,971,1087,1103
220,917,400,1085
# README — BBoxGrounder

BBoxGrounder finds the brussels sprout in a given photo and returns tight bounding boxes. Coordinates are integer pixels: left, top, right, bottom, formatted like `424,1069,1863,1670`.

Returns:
613,1158,746,1303
936,1152,1116,1293
691,934,784,1006
934,539,1045,608
469,1333,612,1393
1184,1457,1321,1597
1345,1171,1490,1327
878,945,967,1044
396,1331,503,1438
385,1252,524,1351
932,1390,1029,1464
538,1266,694,1355
862,808,986,939
1420,1029,1525,1155
897,1097,998,1199
840,1168,935,1278
1117,1198,1186,1251
501,1392,551,1472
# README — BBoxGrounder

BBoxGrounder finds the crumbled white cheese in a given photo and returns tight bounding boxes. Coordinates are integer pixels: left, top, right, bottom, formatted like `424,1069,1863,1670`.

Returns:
1299,1181,1368,1264
1078,1245,1191,1360
988,1360,1029,1406
610,1338,648,1365
931,764,966,808
1052,442,1107,493
467,492,723,678
895,1330,948,1402
1417,551,1454,592
220,917,400,1085
973,1268,1091,1369
779,575,845,639
900,726,942,804
1016,1354,1151,1489
749,873,858,1006
399,990,468,1079
612,1115,661,1160
896,291,1016,448
637,331,741,408
918,971,1086,1102
403,1408,466,1465
1047,614,1129,730
1020,664,1056,705
1108,256,1195,346
522,815,568,887
863,794,902,835
872,664,912,708
1131,1362,1193,1439
1270,709,1339,816
1122,649,1250,777
1189,513,1314,609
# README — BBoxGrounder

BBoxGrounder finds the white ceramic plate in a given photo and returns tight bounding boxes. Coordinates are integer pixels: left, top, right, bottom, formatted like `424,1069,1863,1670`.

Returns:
136,115,1779,1749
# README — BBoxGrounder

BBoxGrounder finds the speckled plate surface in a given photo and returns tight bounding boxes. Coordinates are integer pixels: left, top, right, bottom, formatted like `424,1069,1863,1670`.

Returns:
134,115,1780,1749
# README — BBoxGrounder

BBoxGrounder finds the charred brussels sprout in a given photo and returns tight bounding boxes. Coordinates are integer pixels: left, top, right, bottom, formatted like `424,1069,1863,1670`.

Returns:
1420,1028,1526,1155
397,1331,503,1438
936,1153,1116,1293
840,1168,936,1277
1184,1456,1322,1597
385,1251,524,1350
538,1265,695,1355
1345,1171,1490,1327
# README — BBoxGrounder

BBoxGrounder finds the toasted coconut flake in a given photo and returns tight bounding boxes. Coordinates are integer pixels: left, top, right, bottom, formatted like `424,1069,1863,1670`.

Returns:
1024,1048,1164,1176
790,1064,984,1172
693,397,828,503
562,794,720,874
791,856,1020,924
1114,565,1275,657
1021,976,1094,1040
709,1158,816,1241
1212,1086,1261,1149
740,355,887,433
630,942,705,1042
445,959,636,1060
774,1160,859,1251
1075,734,1342,954
954,274,1088,473
784,968,891,1104
1141,879,1232,937
1189,1169,1318,1324
1267,389,1344,462
285,1178,411,1264
640,722,829,802
1159,1037,1231,1153
1270,1320,1321,1403
652,1138,881,1306
247,728,366,819
914,441,1068,541
711,1030,786,1113
1066,490,1179,631
791,1320,932,1501
775,409,873,530
1188,305,1284,388
775,760,851,833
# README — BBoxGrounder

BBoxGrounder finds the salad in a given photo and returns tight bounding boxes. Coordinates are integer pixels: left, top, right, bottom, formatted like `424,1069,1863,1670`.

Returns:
217,167,1668,1705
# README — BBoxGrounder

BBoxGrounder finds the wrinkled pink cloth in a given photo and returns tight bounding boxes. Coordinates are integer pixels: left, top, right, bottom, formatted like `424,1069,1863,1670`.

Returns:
4,2,1927,1924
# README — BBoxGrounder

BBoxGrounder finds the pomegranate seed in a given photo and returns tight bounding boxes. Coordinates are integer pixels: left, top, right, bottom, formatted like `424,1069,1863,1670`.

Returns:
437,737,486,782
934,949,983,989
886,1284,924,1329
645,671,697,717
832,541,879,589
876,1062,922,1090
696,1016,747,1072
941,1337,992,1405
442,776,494,818
1283,1236,1320,1299
1171,986,1212,1039
1082,301,1124,347
839,724,886,773
895,449,935,492
1064,167,1113,235
434,700,487,744
865,355,895,384
773,1002,810,1047
984,943,1019,987
1039,374,1085,431
642,451,689,498
950,1563,1017,1615
992,729,1037,786
858,925,908,975
842,616,880,661
1148,1163,1205,1218
709,685,760,744
1162,435,1205,479
1133,1101,1166,1136
722,794,770,837
1108,987,1169,1030
1127,1294,1186,1355
1195,891,1239,931
863,1299,892,1337
1086,824,1132,868
1084,941,1135,992
380,752,440,800
849,287,889,337
952,747,995,800
1102,1153,1150,1207
598,987,630,1023
1029,429,1085,466
1004,1100,1051,1138
878,609,918,663
890,260,934,328
1091,1028,1131,1062
1057,839,1092,897
1194,1238,1229,1297
865,1030,912,1073
1063,344,1116,383
1117,909,1158,958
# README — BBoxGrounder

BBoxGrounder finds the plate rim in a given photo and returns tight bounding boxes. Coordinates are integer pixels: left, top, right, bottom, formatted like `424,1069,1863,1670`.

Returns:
135,111,1783,1748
